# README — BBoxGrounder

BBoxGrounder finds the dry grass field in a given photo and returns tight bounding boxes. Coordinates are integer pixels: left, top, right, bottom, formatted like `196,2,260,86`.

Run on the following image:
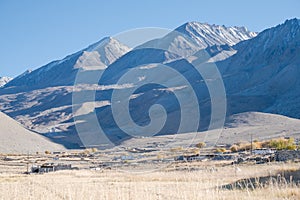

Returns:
0,161,299,200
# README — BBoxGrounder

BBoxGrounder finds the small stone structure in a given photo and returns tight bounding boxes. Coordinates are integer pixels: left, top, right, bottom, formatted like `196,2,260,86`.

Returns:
174,153,234,162
253,148,275,155
275,150,300,161
31,163,72,173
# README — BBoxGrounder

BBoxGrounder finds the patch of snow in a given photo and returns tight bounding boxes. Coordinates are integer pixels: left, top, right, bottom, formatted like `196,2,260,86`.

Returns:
0,76,13,87
74,101,111,116
138,76,146,81
130,93,144,100
156,85,187,92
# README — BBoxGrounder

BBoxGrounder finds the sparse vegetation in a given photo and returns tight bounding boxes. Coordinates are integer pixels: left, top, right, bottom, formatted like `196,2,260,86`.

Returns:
215,148,226,153
156,153,164,160
0,162,299,200
268,137,297,150
0,135,299,199
190,148,200,154
195,142,206,149
170,146,184,152
82,148,98,155
230,137,297,152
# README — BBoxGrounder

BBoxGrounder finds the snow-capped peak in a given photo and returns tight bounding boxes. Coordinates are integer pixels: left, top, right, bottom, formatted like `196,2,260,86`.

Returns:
138,21,257,58
0,76,13,87
84,37,131,66
175,22,257,48
4,37,131,88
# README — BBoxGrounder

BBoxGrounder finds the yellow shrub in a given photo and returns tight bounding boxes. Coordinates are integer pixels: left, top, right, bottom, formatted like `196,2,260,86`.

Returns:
195,142,206,149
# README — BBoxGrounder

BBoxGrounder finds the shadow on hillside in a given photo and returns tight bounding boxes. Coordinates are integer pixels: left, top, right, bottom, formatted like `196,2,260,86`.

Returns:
221,168,300,190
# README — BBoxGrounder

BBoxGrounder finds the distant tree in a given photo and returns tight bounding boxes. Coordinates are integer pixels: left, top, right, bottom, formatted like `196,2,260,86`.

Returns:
215,148,226,153
45,150,51,154
83,149,90,155
195,142,206,149
230,145,239,152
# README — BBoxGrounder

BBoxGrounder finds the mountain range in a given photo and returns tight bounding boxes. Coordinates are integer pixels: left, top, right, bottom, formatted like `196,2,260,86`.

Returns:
0,18,299,149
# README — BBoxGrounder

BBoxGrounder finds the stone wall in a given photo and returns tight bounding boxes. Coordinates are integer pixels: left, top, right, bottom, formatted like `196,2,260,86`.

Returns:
275,150,300,161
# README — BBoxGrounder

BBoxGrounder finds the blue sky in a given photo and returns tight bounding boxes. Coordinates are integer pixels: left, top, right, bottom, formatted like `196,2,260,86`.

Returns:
0,0,299,77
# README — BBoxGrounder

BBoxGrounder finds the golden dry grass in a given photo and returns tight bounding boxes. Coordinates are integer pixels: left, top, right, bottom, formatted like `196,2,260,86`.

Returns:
0,162,299,200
